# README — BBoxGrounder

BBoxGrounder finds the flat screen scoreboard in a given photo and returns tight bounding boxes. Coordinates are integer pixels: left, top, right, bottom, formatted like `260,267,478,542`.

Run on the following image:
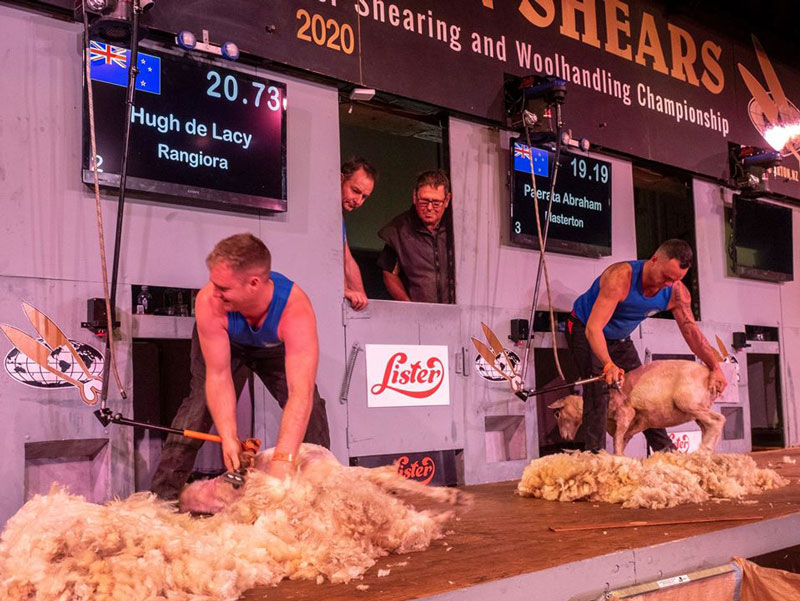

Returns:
510,140,612,257
82,42,287,212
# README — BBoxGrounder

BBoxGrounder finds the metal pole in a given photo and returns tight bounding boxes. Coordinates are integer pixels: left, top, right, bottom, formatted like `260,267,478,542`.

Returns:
520,103,564,386
100,4,141,407
517,374,603,401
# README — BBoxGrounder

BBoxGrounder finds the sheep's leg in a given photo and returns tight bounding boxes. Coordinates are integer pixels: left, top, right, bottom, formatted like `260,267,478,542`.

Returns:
612,406,635,455
695,411,726,452
707,411,726,450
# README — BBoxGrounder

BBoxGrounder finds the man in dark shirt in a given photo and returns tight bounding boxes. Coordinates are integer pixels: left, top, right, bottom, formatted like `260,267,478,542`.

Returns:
377,170,453,303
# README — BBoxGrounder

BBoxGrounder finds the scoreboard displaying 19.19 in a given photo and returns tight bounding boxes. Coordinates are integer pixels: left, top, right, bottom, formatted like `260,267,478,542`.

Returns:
510,141,613,258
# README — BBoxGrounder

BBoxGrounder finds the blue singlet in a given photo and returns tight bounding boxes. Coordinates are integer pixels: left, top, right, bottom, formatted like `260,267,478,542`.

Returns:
227,271,294,348
572,260,672,340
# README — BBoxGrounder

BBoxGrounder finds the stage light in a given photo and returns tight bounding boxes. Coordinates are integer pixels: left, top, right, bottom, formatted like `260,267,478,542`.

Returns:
729,142,782,192
558,131,590,152
522,76,567,105
81,0,150,46
85,0,114,12
349,88,376,102
741,150,782,169
220,41,240,61
763,123,800,152
176,30,197,50
504,74,567,136
175,28,240,61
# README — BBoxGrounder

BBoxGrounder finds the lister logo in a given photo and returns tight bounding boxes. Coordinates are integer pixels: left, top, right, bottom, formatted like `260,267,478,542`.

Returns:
370,352,445,398
667,431,701,454
366,344,450,407
396,455,436,485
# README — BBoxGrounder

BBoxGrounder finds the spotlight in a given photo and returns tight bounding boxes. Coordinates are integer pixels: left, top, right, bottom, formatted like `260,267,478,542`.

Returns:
175,28,240,61
85,0,114,12
220,41,240,61
559,130,591,152
763,122,800,151
176,29,197,50
741,150,782,169
349,88,376,102
78,0,148,46
521,76,567,105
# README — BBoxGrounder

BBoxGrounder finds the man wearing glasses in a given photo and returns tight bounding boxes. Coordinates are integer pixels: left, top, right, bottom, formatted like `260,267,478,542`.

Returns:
377,170,454,303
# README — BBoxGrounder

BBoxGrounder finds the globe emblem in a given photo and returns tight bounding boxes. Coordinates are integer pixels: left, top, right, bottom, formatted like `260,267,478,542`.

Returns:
475,350,521,382
4,339,104,388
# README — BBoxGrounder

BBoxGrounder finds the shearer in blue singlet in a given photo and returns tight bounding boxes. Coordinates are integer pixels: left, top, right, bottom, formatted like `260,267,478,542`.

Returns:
151,233,330,500
566,239,727,452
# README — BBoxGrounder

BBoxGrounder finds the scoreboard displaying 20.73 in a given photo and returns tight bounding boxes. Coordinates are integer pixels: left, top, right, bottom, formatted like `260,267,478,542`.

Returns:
82,41,287,212
510,141,612,257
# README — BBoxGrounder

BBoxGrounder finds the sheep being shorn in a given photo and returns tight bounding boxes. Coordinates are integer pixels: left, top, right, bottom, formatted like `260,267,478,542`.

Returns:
549,360,727,455
0,444,468,601
517,450,787,509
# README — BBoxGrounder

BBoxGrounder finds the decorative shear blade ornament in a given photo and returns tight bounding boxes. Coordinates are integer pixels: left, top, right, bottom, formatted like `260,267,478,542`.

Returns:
473,322,607,400
471,336,513,385
472,323,523,392
22,302,94,378
715,335,730,360
0,303,102,405
481,323,517,377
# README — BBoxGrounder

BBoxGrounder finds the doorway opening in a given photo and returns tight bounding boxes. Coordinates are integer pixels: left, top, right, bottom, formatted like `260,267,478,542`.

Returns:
633,162,700,320
339,98,452,302
747,353,784,449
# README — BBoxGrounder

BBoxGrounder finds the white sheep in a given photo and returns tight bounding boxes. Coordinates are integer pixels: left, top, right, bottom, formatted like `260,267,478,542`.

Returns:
549,360,726,455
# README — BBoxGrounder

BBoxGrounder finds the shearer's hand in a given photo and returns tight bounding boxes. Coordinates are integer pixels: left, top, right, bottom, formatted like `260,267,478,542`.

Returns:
221,436,243,472
603,362,625,388
707,366,727,397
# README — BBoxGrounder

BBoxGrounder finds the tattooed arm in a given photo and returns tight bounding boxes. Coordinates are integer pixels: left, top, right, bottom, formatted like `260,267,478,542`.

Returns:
669,281,727,395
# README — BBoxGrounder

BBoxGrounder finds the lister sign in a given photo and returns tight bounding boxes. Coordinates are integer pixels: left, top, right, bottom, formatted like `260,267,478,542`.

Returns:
366,344,450,407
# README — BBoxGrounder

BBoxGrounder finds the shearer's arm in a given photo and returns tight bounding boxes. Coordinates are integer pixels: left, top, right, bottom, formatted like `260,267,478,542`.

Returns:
272,285,319,478
669,281,727,395
195,287,242,472
585,263,630,386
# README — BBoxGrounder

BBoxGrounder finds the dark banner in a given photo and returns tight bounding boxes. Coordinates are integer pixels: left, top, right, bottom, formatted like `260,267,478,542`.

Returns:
138,1,800,199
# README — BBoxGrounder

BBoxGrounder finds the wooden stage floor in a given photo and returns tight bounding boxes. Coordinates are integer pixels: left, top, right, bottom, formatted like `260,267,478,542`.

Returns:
243,449,800,601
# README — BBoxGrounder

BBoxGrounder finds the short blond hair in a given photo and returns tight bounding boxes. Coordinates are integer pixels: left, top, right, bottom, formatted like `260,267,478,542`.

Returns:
206,233,271,278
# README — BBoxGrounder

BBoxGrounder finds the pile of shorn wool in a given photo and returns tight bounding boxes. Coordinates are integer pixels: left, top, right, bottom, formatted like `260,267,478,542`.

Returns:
517,450,788,509
0,463,464,601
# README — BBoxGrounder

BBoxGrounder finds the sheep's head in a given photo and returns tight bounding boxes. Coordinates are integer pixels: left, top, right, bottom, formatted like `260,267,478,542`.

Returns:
548,394,583,441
